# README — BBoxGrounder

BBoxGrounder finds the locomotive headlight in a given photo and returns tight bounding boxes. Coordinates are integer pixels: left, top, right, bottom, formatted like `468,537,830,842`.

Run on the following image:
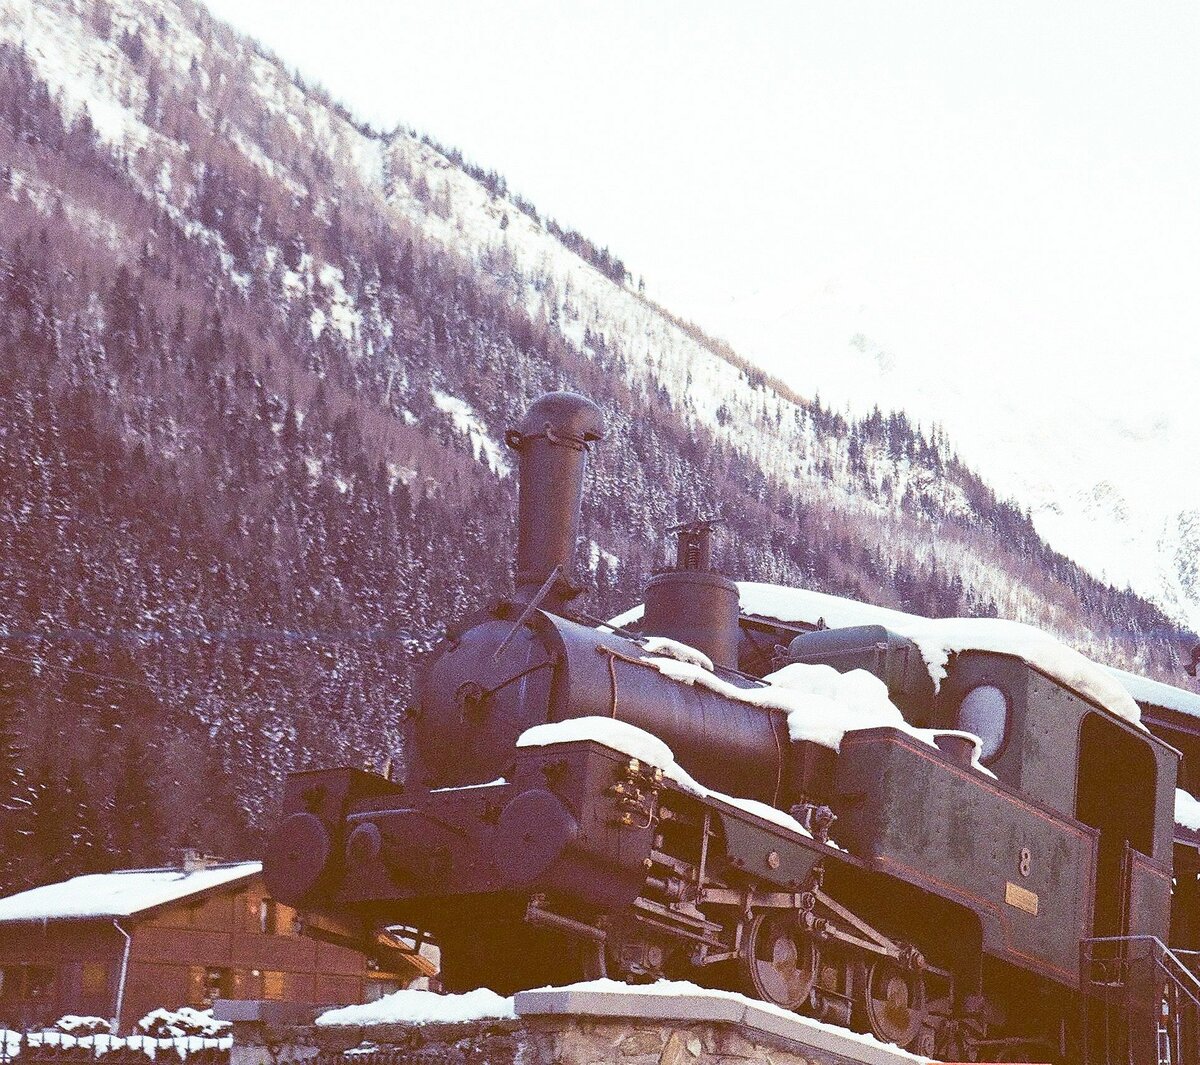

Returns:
958,684,1009,762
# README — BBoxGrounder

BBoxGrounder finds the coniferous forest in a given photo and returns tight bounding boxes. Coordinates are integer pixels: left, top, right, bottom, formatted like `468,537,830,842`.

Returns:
0,1,1195,895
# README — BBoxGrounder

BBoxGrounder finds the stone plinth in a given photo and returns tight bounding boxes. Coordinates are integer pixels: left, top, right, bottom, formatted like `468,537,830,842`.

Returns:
218,988,927,1065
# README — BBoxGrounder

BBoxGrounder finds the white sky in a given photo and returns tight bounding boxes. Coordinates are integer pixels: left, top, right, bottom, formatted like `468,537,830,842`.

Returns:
201,0,1200,408
200,0,1200,614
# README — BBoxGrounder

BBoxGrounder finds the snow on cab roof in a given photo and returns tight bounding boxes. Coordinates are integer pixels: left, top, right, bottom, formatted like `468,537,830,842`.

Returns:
1107,665,1200,720
0,861,261,923
609,581,1159,728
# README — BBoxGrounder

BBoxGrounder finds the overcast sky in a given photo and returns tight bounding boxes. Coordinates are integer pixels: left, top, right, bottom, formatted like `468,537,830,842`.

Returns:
202,0,1200,418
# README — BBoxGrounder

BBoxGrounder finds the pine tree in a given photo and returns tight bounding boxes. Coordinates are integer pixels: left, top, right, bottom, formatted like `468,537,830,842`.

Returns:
0,695,31,892
26,762,72,887
112,734,159,868
0,677,27,807
65,761,107,874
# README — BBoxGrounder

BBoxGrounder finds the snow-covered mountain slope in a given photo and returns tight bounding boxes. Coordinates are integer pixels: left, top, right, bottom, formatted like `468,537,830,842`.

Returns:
718,271,1200,633
0,0,960,529
382,128,1200,635
377,91,1199,635
0,0,1193,681
379,131,980,521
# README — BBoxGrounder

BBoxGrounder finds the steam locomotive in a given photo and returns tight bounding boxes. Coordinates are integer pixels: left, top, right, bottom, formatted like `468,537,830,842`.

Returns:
264,392,1200,1062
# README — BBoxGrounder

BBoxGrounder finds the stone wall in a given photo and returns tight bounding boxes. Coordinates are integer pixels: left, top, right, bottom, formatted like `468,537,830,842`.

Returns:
219,989,925,1065
229,1016,877,1065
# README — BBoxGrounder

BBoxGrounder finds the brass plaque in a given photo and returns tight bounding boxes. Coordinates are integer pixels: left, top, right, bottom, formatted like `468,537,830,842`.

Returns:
1005,881,1039,916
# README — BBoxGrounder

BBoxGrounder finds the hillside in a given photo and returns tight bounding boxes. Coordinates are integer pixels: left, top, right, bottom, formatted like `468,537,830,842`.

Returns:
781,319,1200,634
0,0,1194,892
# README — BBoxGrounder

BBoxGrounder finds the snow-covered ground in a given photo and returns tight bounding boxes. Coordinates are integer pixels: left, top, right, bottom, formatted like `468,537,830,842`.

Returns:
431,389,511,475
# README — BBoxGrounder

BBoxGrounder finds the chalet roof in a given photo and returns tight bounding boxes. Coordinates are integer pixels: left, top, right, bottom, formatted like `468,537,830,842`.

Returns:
0,861,262,924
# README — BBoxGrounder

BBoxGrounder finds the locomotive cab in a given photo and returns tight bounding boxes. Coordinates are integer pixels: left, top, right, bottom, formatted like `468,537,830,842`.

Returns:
764,619,1181,954
925,649,1179,947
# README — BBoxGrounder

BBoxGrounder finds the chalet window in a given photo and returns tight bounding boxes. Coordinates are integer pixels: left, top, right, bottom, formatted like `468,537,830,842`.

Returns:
1,965,54,999
262,971,285,1000
278,903,296,937
81,963,108,998
259,898,296,936
202,967,231,1006
31,967,53,998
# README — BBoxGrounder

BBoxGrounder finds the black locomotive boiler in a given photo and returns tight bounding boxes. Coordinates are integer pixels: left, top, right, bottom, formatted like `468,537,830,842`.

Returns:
264,392,1196,1062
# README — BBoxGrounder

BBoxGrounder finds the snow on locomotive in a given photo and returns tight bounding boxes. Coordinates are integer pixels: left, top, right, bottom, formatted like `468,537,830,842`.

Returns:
264,392,1200,1062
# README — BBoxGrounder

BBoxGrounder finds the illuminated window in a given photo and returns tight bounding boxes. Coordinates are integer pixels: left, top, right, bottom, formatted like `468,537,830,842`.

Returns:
259,899,295,936
82,963,108,997
262,971,285,1000
958,684,1009,762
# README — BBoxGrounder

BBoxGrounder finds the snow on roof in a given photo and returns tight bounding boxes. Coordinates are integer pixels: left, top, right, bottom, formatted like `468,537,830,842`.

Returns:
0,862,262,923
1176,789,1200,833
1107,665,1200,721
607,581,918,635
608,581,1144,728
738,581,924,632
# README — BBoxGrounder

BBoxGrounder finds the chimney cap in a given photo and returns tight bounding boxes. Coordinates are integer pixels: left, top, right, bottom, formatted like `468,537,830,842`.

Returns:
506,392,605,450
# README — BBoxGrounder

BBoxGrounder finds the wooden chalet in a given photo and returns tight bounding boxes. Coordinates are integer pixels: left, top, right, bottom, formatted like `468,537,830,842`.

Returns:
0,855,432,1032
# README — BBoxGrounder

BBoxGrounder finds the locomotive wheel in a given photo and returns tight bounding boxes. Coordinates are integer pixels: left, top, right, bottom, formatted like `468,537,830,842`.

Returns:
739,912,818,1011
862,958,927,1049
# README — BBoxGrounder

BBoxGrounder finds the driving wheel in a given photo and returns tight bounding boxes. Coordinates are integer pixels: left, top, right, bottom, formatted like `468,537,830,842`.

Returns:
863,958,927,1048
739,911,818,1011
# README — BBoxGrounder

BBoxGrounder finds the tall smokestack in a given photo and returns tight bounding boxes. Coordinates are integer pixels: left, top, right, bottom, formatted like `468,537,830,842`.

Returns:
505,392,605,611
